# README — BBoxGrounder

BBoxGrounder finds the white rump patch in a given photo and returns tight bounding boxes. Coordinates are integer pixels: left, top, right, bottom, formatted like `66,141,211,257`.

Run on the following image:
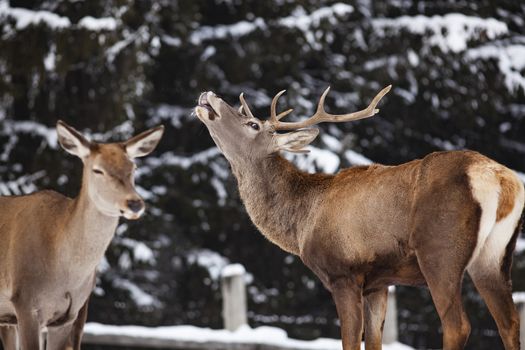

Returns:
468,164,500,264
468,164,525,267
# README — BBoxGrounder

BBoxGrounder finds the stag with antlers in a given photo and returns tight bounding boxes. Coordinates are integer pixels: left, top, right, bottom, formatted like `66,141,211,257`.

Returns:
195,85,524,350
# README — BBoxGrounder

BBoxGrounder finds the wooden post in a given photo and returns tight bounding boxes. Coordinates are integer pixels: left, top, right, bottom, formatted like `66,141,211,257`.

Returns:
383,286,398,344
513,293,525,350
221,264,248,331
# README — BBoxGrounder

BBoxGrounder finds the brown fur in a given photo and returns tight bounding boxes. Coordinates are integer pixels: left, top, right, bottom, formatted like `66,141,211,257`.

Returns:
497,171,522,221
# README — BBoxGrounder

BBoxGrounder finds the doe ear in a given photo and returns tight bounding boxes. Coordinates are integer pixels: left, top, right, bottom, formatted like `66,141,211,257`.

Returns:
56,120,91,158
273,128,319,153
125,125,165,158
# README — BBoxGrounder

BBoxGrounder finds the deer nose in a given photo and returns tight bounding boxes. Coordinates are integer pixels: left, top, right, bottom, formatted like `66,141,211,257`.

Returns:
127,199,144,213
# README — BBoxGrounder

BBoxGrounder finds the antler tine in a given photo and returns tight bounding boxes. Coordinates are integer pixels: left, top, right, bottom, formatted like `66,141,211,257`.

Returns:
239,92,255,118
270,90,293,123
315,86,331,115
271,85,392,131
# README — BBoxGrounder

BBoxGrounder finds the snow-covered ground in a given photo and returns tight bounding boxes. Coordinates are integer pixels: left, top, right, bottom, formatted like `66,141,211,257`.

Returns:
84,322,413,350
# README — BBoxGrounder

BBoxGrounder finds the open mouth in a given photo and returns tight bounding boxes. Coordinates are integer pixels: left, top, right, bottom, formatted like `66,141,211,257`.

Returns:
196,92,218,121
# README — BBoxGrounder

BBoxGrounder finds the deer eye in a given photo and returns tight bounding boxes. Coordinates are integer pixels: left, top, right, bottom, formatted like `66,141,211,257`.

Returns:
93,169,104,175
247,122,260,131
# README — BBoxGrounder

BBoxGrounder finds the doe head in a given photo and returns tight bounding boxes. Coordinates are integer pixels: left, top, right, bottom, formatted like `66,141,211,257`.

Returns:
56,120,164,220
194,85,391,164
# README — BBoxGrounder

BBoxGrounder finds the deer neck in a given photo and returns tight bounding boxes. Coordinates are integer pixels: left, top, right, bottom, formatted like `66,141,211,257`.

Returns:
59,179,119,274
232,154,331,255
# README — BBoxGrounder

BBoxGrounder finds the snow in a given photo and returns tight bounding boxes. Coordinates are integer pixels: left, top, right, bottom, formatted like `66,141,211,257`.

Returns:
321,134,343,153
465,44,525,93
516,238,525,253
161,34,182,47
278,3,354,33
44,45,56,71
344,149,373,165
97,257,110,273
118,238,156,265
189,3,353,47
287,146,340,174
210,176,227,204
144,147,221,171
133,243,155,264
499,122,512,133
148,104,192,129
513,292,525,304
190,18,267,45
187,249,230,281
112,278,160,308
106,33,137,63
221,263,246,278
78,16,117,31
373,13,508,53
307,147,340,173
0,170,45,196
407,50,419,66
0,1,121,33
0,0,71,30
118,251,132,270
83,323,413,350
201,45,217,60
2,120,57,148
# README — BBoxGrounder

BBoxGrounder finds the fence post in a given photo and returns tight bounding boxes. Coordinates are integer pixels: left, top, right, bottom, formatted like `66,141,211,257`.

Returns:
221,263,248,331
513,293,525,350
383,286,398,344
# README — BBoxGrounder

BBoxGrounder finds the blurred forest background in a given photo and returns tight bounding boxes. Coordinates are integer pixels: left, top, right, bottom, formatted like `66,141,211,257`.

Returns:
1,0,524,349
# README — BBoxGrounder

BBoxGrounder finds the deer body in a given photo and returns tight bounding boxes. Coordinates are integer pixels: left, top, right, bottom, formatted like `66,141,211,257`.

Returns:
0,122,164,350
0,189,116,328
236,150,524,292
195,86,524,350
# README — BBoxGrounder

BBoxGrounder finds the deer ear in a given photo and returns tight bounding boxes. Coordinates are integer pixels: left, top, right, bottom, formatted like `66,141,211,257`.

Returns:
273,128,319,153
56,120,91,158
125,125,164,158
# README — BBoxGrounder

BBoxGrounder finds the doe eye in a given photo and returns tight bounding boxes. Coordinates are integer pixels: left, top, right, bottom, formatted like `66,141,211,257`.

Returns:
247,122,260,131
93,169,104,175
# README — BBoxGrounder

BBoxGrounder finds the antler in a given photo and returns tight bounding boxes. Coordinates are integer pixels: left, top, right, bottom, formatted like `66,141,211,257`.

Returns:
269,85,392,131
269,90,294,124
239,92,255,118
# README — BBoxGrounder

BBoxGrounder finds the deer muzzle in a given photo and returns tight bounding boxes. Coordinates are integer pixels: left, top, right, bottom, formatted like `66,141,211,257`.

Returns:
196,91,220,121
120,197,145,220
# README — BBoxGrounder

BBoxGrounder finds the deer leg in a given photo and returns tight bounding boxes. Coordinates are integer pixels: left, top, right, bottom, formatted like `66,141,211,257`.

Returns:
364,288,388,350
410,183,481,349
46,324,74,350
15,312,41,350
0,326,18,350
466,213,522,350
68,297,90,350
416,250,471,350
469,267,519,350
331,277,365,350
468,247,520,349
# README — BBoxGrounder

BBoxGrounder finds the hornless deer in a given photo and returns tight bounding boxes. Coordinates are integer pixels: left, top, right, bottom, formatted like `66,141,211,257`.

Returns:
195,86,525,350
0,121,164,350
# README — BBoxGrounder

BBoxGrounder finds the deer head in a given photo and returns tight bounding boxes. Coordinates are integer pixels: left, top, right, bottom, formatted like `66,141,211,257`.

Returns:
195,85,391,164
56,120,164,220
